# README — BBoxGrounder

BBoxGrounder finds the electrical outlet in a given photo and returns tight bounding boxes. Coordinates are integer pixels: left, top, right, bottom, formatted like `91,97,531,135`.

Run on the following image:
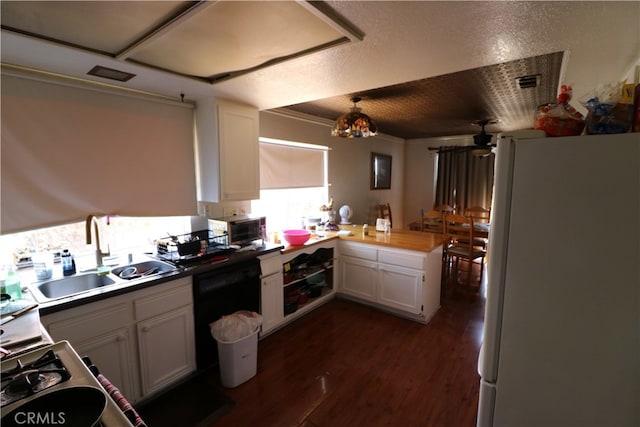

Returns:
239,207,247,215
201,203,212,217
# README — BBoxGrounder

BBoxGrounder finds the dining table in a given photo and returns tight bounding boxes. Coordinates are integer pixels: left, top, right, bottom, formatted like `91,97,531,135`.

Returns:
472,222,490,239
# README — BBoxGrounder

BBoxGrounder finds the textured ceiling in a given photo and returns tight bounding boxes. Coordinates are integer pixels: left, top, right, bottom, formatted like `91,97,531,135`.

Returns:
1,1,638,140
282,52,564,139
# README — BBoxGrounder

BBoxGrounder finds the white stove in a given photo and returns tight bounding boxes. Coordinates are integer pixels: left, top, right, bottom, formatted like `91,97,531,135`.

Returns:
1,341,136,426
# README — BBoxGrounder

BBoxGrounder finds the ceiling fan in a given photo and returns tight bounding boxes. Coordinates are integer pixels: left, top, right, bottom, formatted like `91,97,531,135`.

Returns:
429,118,497,156
470,119,497,157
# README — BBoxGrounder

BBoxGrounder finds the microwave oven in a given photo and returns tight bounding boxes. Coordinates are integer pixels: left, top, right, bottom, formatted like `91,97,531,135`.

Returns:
208,215,266,246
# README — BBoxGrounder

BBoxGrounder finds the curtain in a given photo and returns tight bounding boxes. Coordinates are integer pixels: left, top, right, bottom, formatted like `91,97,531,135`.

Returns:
434,147,495,214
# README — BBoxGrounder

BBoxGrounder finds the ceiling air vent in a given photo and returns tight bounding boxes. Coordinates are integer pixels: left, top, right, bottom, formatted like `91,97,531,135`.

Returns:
87,65,136,82
516,74,540,89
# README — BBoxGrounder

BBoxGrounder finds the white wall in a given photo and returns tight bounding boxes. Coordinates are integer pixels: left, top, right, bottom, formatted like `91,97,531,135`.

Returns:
403,140,438,227
259,111,406,228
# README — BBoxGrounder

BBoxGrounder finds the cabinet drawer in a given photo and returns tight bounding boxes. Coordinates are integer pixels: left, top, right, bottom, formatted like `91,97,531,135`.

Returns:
339,242,377,261
135,282,193,321
47,302,130,342
378,249,425,270
259,253,282,277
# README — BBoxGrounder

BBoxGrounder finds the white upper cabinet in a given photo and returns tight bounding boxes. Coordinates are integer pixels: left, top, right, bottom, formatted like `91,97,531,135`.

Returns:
195,98,260,202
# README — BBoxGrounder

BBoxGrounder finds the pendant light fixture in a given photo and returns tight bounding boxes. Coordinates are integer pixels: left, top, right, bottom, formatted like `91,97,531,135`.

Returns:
331,97,378,138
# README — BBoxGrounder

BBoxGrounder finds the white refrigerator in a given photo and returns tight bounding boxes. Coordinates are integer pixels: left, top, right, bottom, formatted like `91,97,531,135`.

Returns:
477,132,639,427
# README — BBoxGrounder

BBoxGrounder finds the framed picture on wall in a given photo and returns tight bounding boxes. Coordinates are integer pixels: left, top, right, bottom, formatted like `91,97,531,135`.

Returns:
370,152,392,190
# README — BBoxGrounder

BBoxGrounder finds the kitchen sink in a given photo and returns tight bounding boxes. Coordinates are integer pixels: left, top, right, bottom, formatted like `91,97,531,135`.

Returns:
111,260,176,280
33,273,116,300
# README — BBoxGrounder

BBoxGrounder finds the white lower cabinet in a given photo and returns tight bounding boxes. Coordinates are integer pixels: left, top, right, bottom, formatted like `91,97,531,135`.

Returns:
338,241,441,322
45,300,137,399
378,264,423,314
75,328,133,395
258,240,336,337
42,277,195,403
136,306,195,396
339,256,378,302
260,272,284,334
258,251,284,335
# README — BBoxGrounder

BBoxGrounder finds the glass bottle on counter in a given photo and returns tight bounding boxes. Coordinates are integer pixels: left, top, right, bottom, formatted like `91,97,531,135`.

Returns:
61,249,76,276
1,268,22,300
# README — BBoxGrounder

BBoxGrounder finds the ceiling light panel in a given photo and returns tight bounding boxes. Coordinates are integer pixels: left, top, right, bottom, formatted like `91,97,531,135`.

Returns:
126,1,356,80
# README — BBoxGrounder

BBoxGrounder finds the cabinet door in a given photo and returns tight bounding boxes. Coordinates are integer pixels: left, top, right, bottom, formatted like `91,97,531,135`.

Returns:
45,302,137,400
73,328,136,401
340,256,378,302
261,273,284,334
137,306,196,397
378,264,423,314
217,100,260,201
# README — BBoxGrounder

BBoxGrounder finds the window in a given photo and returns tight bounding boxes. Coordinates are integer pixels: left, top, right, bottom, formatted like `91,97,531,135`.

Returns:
0,216,191,271
252,138,329,236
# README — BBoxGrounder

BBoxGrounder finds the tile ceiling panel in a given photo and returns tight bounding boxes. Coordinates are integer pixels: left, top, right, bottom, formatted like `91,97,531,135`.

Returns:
281,52,564,139
127,1,348,79
0,1,358,83
0,1,189,54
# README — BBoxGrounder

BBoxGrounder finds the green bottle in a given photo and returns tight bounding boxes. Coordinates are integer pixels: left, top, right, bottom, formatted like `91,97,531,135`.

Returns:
2,268,22,300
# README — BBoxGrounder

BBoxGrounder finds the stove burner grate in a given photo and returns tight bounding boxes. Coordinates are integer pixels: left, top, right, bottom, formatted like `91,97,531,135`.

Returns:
0,350,71,407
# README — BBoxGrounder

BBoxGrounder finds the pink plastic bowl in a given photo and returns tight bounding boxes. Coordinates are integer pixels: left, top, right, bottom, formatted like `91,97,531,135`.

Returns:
283,229,311,246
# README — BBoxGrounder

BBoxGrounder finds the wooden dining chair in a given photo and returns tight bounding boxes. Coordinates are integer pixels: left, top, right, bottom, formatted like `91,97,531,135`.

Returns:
464,206,490,223
443,214,487,288
462,206,490,249
421,210,444,233
434,204,455,215
379,203,392,228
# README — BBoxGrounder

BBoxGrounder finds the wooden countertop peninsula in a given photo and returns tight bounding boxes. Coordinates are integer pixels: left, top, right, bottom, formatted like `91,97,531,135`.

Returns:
281,225,443,254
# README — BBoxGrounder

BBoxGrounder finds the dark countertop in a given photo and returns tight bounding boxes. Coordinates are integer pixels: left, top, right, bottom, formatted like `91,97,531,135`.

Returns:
35,243,283,316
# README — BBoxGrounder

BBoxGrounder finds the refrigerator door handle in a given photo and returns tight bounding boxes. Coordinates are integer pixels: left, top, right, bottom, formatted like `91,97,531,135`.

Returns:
477,342,484,376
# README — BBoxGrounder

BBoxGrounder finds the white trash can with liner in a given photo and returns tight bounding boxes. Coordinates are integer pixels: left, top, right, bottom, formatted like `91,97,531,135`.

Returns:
210,310,262,388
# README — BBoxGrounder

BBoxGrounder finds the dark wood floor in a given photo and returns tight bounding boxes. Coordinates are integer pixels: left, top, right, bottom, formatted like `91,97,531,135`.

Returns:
208,268,485,427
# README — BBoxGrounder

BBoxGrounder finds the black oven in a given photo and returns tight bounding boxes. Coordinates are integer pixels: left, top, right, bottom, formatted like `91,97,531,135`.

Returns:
192,259,261,371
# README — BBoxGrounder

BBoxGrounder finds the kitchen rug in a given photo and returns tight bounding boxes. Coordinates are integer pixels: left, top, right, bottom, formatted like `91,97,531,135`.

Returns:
134,372,234,427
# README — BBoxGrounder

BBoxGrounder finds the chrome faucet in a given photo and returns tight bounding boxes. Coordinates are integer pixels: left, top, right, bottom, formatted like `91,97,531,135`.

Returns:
86,214,110,267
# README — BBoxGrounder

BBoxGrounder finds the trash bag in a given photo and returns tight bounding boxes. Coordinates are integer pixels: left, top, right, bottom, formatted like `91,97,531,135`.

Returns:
210,310,262,343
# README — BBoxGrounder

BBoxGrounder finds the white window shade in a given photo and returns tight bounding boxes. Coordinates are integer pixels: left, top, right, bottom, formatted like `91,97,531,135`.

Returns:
1,74,197,234
260,140,326,189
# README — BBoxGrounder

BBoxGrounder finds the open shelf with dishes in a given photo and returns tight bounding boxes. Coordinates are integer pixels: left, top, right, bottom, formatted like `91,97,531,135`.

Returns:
281,244,335,318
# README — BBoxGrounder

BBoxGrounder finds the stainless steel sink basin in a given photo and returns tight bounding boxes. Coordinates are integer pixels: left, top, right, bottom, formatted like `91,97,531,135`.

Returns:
111,260,176,280
34,273,116,300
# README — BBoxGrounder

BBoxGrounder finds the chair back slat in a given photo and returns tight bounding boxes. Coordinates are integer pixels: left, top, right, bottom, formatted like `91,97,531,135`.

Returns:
464,206,490,223
421,210,444,232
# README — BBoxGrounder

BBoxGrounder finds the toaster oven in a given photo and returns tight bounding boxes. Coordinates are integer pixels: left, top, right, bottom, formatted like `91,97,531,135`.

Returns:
208,215,266,246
